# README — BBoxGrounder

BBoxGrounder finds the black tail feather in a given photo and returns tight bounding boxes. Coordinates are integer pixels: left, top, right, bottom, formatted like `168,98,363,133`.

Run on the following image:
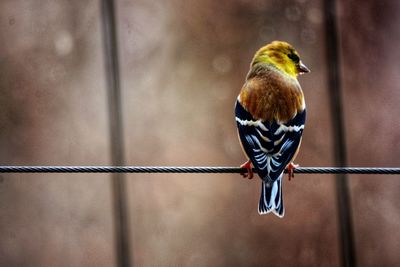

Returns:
258,174,284,217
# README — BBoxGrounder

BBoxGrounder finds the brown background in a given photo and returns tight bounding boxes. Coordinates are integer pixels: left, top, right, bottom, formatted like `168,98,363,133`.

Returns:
0,0,399,266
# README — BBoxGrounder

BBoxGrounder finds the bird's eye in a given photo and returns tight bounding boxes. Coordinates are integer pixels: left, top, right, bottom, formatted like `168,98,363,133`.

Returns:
288,53,300,63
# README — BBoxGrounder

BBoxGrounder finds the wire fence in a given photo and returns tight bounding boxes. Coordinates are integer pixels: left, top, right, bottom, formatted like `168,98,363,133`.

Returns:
0,166,399,174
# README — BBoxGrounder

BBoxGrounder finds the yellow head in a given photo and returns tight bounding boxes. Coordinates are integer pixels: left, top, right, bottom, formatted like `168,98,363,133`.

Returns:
251,41,310,78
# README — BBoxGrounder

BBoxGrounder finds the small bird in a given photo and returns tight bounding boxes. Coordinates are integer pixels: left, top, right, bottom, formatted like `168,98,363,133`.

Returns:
235,41,310,217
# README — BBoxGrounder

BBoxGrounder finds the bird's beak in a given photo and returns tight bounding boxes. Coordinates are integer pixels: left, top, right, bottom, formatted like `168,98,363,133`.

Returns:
298,61,310,74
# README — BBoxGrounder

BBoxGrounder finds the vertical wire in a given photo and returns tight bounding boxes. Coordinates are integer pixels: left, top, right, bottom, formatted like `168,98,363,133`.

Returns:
323,0,357,267
100,0,132,266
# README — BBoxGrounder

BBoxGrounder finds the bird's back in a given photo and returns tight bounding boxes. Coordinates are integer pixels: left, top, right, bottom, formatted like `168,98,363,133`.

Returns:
235,65,306,182
238,64,305,123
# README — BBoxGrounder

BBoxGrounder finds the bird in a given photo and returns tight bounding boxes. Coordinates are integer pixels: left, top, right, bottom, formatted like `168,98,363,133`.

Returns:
235,41,310,217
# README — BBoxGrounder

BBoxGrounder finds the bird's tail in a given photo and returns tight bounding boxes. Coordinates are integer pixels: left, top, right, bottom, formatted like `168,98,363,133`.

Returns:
258,173,284,218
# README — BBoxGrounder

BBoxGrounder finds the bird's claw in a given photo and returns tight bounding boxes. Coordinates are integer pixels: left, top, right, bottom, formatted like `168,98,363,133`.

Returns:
240,160,254,179
286,163,299,181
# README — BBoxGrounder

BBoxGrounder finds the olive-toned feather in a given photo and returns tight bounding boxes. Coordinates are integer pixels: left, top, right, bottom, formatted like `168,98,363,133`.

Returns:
239,65,304,122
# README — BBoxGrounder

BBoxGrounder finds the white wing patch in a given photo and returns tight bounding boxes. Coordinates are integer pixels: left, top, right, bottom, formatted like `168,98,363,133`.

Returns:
235,117,269,132
274,124,304,135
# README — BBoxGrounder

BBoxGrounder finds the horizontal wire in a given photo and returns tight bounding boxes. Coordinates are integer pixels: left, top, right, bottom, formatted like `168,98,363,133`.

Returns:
0,166,399,174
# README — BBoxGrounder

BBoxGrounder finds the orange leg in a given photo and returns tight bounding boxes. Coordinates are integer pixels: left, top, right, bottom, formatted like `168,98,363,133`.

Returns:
286,163,299,181
240,160,254,179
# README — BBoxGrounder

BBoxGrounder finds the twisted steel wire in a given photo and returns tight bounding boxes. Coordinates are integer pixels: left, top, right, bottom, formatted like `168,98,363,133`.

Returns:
0,166,399,174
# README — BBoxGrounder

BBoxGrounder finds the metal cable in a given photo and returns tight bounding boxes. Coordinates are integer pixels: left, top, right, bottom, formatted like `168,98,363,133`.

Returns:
0,166,399,174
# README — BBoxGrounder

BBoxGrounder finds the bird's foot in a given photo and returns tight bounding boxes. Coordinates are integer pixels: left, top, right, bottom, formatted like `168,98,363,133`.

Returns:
240,160,254,179
286,163,299,181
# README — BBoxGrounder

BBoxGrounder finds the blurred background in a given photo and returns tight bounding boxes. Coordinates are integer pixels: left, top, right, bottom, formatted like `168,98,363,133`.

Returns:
0,0,400,266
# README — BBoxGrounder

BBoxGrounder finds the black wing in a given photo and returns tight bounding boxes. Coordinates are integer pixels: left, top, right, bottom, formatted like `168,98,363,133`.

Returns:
235,100,306,183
